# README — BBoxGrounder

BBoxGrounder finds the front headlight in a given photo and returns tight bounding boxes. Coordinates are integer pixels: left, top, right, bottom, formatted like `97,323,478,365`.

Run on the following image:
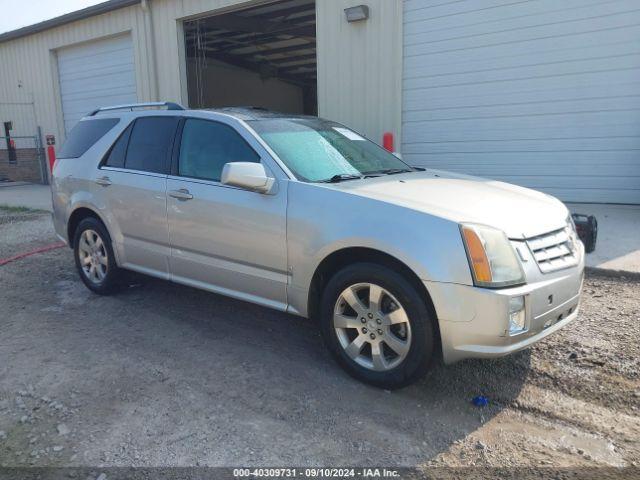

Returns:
566,214,580,251
460,223,525,288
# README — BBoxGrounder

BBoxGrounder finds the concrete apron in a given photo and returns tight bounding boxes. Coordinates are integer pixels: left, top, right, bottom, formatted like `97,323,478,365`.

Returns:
0,183,52,211
567,203,640,275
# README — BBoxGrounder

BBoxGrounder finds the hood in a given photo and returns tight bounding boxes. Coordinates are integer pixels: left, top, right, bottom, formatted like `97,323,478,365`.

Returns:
328,170,569,239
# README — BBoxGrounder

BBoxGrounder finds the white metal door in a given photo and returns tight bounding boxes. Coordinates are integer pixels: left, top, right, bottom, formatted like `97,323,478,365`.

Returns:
57,35,137,134
402,0,640,204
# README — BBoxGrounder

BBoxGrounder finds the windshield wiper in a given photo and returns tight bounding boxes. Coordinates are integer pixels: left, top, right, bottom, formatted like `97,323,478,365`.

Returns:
363,168,414,176
317,173,364,183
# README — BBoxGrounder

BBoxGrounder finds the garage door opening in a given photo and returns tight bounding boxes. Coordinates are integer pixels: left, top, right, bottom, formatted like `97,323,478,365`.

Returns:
184,0,316,115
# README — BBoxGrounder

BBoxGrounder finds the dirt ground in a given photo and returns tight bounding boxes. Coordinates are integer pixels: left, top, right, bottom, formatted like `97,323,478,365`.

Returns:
0,208,638,475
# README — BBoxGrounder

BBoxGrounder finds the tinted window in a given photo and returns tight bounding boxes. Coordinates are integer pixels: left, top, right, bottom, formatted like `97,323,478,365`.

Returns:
104,124,133,168
178,119,259,181
125,117,179,173
58,118,119,159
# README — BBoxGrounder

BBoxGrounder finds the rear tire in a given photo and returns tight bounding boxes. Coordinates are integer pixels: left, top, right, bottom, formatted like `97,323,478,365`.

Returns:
319,263,435,389
73,217,121,295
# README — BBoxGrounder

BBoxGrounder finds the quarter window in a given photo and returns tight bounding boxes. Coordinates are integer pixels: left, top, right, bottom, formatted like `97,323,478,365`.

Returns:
178,119,259,182
104,124,133,168
124,117,179,174
58,118,119,159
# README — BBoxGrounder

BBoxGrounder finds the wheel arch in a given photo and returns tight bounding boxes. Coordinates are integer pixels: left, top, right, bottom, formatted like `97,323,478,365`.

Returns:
307,247,441,356
66,207,115,250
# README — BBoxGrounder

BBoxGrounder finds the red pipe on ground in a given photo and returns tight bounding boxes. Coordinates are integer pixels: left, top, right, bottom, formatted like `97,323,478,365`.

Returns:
0,242,65,267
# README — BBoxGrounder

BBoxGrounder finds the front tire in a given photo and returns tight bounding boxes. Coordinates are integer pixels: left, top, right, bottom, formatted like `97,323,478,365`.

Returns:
73,217,121,295
319,263,435,389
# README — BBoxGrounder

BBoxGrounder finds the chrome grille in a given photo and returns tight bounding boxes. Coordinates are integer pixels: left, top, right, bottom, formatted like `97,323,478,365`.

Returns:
526,226,579,273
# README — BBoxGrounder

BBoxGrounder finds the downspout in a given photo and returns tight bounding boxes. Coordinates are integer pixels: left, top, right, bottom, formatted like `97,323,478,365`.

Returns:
141,0,160,101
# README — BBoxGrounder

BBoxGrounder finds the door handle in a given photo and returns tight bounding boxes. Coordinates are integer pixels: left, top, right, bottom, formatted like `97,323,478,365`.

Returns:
95,176,112,187
168,188,193,201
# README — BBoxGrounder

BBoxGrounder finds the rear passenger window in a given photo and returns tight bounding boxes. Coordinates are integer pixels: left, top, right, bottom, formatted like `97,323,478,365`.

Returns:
58,118,119,159
178,119,260,182
124,117,179,174
104,124,133,168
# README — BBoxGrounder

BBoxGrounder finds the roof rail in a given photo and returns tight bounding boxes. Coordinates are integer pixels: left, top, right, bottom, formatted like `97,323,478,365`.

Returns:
220,106,270,112
87,102,185,116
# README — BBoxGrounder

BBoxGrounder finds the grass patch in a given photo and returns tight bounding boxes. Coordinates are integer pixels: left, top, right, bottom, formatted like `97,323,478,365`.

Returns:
0,204,48,214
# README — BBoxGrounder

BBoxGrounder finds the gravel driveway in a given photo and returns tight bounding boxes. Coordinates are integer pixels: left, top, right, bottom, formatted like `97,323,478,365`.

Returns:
0,208,638,474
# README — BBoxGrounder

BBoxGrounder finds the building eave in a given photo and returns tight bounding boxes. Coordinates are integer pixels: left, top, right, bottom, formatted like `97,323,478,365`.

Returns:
0,0,141,44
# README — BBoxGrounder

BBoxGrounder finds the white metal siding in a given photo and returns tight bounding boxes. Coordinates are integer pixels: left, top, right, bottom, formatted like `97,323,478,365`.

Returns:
0,3,153,144
0,0,403,151
57,35,137,133
402,0,640,204
317,0,403,145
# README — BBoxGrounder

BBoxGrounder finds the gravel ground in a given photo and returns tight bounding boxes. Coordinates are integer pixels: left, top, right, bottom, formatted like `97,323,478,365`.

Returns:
0,209,638,474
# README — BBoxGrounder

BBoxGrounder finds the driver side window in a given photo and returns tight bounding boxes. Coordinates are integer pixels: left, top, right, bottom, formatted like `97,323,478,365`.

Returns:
178,119,260,182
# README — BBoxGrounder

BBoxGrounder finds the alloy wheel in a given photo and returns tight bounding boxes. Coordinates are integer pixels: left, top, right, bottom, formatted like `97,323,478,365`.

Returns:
77,229,108,284
333,283,412,372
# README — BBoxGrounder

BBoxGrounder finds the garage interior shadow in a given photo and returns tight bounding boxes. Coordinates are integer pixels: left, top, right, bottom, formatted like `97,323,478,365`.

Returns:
184,0,317,116
74,270,532,465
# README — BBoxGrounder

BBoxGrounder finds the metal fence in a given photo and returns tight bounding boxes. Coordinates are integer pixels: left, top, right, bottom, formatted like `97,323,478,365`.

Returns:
1,102,48,185
0,131,47,185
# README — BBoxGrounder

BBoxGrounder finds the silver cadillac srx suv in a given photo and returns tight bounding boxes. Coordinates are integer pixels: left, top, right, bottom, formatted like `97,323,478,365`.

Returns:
51,102,584,388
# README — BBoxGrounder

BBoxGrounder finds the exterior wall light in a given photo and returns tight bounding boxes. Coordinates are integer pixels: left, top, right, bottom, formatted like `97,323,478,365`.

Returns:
344,5,369,23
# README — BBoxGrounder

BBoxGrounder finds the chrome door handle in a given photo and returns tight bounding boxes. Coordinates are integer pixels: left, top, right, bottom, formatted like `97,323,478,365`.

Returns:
168,188,193,201
95,176,112,187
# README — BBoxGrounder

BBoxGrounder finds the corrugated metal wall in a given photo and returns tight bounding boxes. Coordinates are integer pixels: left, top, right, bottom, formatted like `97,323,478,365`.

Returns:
0,0,403,149
0,4,155,144
316,0,403,145
402,0,640,204
3,0,637,202
0,0,278,143
0,102,38,147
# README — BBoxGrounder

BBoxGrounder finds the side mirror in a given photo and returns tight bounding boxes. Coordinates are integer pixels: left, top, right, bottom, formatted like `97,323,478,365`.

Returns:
221,162,275,194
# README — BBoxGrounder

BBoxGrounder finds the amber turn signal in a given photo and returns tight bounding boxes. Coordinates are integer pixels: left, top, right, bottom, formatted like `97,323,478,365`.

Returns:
461,226,493,283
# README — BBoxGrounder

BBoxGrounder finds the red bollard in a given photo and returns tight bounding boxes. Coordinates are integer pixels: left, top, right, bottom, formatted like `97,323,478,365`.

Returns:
47,145,56,173
383,132,394,152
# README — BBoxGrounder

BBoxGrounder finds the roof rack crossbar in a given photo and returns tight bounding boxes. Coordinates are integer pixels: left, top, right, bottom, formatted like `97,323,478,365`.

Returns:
88,102,185,116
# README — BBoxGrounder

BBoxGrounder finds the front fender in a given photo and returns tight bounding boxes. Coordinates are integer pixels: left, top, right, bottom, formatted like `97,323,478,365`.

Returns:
286,182,472,317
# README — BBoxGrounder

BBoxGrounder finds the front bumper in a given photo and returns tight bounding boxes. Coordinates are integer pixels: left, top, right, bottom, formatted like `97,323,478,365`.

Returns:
425,244,584,364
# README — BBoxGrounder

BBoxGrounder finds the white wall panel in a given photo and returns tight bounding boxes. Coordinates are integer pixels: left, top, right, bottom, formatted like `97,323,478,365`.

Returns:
0,4,152,144
0,0,402,154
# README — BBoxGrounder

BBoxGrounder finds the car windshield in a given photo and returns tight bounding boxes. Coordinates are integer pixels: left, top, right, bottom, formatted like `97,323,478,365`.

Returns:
250,118,413,182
